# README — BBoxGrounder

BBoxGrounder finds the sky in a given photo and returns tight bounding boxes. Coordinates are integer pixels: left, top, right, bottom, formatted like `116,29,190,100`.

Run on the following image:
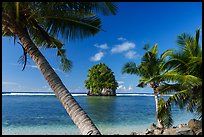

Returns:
2,2,202,93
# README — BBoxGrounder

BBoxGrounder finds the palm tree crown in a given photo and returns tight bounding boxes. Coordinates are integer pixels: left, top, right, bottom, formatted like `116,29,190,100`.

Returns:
2,2,117,71
2,2,117,135
157,29,202,121
122,44,174,128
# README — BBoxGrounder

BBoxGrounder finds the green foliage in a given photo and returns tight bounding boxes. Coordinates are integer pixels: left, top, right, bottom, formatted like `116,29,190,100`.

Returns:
158,98,173,128
160,29,202,119
122,44,171,88
85,63,118,94
122,29,202,127
122,44,173,128
121,62,138,75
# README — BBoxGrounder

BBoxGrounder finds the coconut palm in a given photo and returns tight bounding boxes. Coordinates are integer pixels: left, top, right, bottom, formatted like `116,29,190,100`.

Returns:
122,44,173,128
2,2,117,135
153,29,202,124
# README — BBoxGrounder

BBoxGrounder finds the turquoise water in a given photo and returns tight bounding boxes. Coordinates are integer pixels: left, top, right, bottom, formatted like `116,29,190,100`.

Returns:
2,93,196,135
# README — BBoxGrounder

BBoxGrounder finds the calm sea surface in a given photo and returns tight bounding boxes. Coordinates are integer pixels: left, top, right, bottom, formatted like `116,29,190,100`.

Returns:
2,92,196,135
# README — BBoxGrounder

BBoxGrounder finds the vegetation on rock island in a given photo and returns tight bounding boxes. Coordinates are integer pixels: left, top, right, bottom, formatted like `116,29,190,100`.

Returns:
85,63,118,96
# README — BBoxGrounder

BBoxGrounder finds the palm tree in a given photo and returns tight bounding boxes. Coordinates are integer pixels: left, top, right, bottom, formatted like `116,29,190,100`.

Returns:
2,2,117,135
122,44,173,128
153,29,202,125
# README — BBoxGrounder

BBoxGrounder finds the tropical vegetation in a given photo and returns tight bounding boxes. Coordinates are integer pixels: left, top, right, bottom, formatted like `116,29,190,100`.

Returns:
2,2,117,135
85,63,118,96
122,29,202,128
154,28,202,127
122,44,173,128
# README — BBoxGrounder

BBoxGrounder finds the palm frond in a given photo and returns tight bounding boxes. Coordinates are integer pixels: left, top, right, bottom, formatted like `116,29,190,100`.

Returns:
150,44,158,55
158,98,173,128
59,57,72,72
27,22,73,72
137,77,149,88
143,44,150,51
186,99,197,112
165,90,190,109
3,2,118,43
2,26,14,37
121,62,138,75
17,42,27,71
176,33,192,48
155,71,202,88
195,96,202,119
31,2,117,41
43,15,102,41
167,52,189,72
137,82,147,88
89,2,118,15
164,87,202,120
195,28,200,46
15,2,20,22
27,20,64,49
192,28,201,56
160,49,174,62
56,48,72,72
159,62,172,75
61,2,118,16
159,83,181,94
187,56,202,77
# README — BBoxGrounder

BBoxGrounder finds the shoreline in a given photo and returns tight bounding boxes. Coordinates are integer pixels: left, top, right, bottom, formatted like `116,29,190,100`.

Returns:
3,119,199,135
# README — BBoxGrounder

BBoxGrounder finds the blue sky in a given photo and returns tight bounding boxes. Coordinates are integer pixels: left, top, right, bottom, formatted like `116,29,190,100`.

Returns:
2,2,202,93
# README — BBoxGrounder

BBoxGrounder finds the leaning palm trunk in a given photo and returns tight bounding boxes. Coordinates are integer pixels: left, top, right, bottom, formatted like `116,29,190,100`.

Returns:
154,91,163,129
14,27,101,135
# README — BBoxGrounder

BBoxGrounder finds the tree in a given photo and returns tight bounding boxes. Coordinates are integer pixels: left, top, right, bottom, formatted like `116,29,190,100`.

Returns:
2,2,117,135
122,44,173,128
154,29,202,125
85,63,118,96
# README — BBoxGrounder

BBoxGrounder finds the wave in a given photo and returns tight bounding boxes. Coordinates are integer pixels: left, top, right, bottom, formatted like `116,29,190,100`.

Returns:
116,93,172,96
2,92,55,96
117,93,154,96
2,92,173,97
2,92,87,96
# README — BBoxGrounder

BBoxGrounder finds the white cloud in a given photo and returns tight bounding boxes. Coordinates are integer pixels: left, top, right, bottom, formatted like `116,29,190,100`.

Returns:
26,65,39,69
117,37,127,41
128,85,133,91
27,65,38,69
2,82,18,85
111,41,135,53
90,51,104,62
117,80,125,90
94,43,109,49
125,50,137,59
117,85,125,90
9,63,40,70
117,85,133,91
117,81,124,84
27,65,60,72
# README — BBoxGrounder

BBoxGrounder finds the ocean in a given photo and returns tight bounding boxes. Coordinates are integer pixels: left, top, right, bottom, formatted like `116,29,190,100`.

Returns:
2,92,196,135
